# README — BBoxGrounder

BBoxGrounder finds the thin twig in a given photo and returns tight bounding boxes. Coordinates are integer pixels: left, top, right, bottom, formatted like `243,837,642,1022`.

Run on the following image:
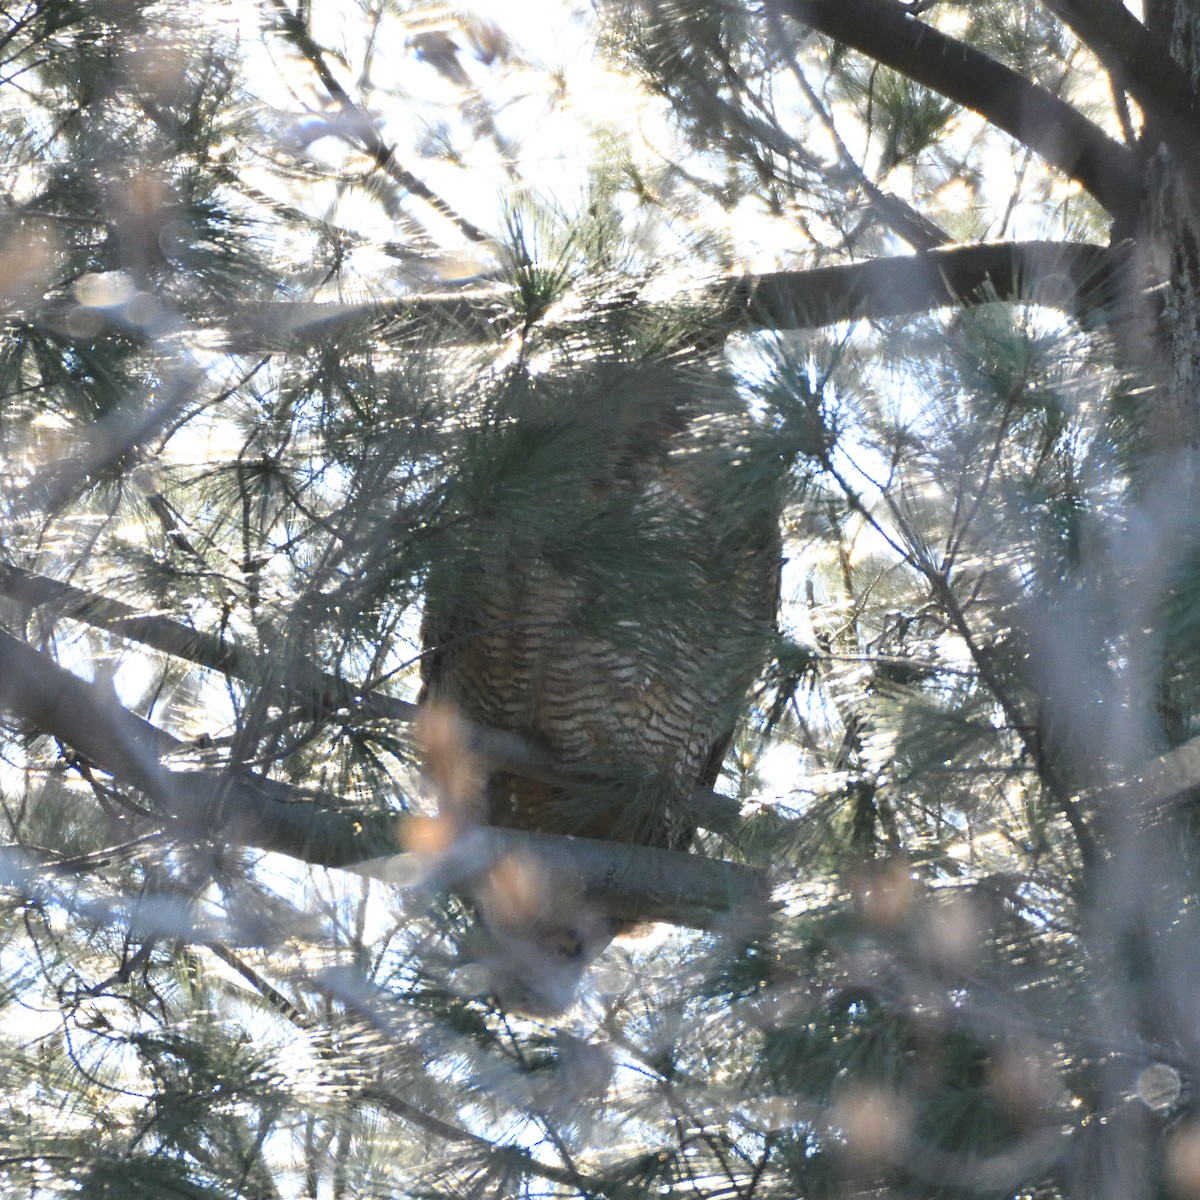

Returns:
267,0,489,245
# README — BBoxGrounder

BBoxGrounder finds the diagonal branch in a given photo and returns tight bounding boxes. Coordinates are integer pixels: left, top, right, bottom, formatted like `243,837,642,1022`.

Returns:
0,623,390,858
206,941,601,1191
773,0,1142,222
1040,0,1200,155
0,625,764,927
0,563,740,832
762,9,952,251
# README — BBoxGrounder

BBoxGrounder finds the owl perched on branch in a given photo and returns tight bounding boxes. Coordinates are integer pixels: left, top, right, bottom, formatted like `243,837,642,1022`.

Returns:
419,321,782,1012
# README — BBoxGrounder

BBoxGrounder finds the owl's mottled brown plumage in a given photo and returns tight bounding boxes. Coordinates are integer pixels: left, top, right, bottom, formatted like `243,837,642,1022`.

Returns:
419,344,780,1010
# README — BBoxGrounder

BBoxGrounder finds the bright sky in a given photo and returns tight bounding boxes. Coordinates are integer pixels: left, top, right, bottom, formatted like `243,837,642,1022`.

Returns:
215,0,829,293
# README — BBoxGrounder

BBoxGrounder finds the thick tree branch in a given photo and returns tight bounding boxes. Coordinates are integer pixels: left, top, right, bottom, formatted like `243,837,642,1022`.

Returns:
352,828,770,929
774,0,1142,222
0,626,763,927
222,240,1123,351
719,240,1122,329
29,241,1124,354
0,624,392,858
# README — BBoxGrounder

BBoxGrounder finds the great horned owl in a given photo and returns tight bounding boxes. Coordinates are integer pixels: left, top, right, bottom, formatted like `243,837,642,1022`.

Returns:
420,335,781,1012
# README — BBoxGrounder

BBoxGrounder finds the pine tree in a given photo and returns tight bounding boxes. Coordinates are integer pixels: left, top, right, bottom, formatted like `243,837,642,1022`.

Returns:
2,1,1200,1197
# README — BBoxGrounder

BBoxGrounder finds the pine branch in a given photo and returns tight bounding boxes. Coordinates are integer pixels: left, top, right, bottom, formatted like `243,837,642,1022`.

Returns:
720,240,1123,329
761,13,952,251
21,361,202,514
29,241,1124,355
810,445,1100,869
205,943,595,1192
773,0,1142,222
360,1084,610,1190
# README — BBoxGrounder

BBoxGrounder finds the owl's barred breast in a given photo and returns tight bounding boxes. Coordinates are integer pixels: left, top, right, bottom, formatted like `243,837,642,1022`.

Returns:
429,560,743,847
